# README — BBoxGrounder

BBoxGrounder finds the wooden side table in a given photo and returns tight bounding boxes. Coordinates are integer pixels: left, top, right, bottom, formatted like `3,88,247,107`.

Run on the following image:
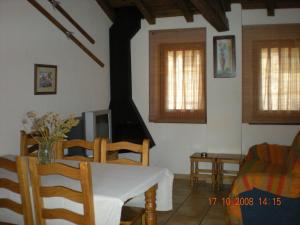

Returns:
216,154,245,190
190,153,218,189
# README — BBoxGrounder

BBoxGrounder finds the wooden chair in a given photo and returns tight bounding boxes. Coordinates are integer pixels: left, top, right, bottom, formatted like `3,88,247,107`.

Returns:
100,139,149,166
20,130,39,156
28,157,95,225
0,156,33,225
55,138,101,162
101,138,150,225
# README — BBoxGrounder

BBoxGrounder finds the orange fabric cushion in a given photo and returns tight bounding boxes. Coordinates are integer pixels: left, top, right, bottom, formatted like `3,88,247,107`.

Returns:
288,131,300,176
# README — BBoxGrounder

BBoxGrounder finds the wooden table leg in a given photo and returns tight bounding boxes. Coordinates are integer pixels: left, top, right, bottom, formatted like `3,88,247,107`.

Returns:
217,161,223,191
195,161,199,185
190,158,194,186
145,184,157,225
212,159,217,190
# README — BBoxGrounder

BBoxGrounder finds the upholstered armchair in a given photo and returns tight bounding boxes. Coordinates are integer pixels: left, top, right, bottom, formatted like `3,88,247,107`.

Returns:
227,132,300,225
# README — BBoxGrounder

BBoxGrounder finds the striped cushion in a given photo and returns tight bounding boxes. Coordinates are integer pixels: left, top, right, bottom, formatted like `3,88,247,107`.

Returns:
291,131,300,149
288,131,300,176
246,143,290,165
227,132,300,225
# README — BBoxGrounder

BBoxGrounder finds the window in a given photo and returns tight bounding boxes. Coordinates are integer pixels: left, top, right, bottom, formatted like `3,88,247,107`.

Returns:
243,24,300,124
259,43,300,111
149,29,206,123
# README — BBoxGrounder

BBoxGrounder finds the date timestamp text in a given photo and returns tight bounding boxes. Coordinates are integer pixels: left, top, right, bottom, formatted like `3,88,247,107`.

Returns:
208,197,282,206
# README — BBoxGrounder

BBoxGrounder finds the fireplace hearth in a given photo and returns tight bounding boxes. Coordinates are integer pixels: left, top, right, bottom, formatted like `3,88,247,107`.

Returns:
109,7,155,147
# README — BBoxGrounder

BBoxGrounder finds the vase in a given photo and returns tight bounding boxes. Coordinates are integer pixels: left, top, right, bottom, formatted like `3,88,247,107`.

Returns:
38,143,55,164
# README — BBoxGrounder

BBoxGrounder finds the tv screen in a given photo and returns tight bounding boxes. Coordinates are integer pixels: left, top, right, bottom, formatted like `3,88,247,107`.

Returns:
84,110,112,142
95,114,110,139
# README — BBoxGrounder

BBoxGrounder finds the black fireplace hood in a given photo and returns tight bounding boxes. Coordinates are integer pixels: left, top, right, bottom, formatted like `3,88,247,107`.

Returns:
109,7,155,147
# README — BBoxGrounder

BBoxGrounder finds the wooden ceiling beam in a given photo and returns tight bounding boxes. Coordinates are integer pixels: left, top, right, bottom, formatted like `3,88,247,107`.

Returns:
266,0,276,16
190,0,229,31
132,0,156,24
231,0,299,9
95,0,116,22
175,0,194,22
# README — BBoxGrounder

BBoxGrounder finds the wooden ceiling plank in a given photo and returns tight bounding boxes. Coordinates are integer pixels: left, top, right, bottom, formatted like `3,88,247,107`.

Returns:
232,0,300,9
132,0,156,24
175,0,194,22
266,0,276,16
106,0,300,21
95,0,115,22
48,0,95,44
190,0,229,31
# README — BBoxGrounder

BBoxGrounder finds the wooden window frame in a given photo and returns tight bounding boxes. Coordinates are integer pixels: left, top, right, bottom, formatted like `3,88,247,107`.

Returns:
149,28,207,123
159,43,205,123
242,24,300,124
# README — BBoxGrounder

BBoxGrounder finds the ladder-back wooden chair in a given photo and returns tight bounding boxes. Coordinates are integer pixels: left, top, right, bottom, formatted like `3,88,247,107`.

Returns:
20,130,39,156
101,138,150,225
55,138,101,162
0,156,33,225
100,139,149,166
28,157,95,225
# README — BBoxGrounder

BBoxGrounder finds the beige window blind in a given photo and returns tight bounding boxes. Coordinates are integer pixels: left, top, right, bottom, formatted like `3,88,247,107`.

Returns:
243,24,300,124
149,28,206,123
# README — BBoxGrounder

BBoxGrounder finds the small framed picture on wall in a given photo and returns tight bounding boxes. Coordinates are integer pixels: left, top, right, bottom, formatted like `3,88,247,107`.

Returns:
213,35,236,78
34,64,57,95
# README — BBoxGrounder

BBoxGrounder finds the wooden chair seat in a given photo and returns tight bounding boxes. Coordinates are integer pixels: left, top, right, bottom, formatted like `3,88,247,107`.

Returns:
120,206,145,225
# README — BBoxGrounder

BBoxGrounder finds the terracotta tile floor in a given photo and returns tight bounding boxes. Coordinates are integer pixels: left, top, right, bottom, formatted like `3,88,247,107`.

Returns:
139,178,230,225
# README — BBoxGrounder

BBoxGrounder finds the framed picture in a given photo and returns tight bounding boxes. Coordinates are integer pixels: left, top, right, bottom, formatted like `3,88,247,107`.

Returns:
213,35,236,78
34,64,57,95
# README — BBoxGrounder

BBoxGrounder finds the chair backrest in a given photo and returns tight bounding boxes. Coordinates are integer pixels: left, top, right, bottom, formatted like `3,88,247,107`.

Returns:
0,156,33,225
56,138,101,162
20,130,39,156
28,157,95,225
101,139,149,166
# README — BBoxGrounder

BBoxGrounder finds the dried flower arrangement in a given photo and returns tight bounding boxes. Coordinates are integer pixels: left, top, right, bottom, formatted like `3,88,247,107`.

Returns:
22,111,79,163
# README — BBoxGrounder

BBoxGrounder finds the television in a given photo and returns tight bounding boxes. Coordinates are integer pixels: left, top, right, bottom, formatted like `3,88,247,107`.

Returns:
83,110,112,142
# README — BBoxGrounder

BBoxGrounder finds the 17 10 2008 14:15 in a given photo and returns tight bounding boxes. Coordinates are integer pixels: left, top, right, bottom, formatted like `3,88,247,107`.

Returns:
208,197,282,206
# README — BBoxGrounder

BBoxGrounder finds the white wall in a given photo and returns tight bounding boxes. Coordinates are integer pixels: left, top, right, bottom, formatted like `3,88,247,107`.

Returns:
0,0,111,154
131,4,300,174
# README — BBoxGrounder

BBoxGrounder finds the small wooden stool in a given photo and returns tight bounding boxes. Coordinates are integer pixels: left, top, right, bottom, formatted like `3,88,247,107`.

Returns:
190,153,218,189
216,154,245,190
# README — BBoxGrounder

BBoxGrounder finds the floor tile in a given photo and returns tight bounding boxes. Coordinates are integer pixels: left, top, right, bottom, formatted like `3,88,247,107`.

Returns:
165,214,201,225
134,178,228,225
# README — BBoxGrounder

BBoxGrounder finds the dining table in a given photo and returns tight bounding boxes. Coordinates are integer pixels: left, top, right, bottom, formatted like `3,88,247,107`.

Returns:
0,155,174,225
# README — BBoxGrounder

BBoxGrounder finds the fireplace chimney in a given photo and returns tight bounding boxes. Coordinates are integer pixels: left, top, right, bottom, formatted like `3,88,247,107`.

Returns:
109,7,155,147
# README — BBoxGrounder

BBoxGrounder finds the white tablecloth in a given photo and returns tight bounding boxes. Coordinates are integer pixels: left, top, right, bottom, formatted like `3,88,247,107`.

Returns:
0,156,174,225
